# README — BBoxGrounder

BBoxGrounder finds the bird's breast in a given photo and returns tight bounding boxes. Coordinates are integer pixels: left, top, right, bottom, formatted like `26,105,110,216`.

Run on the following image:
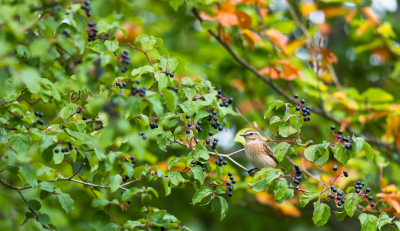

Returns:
245,141,277,169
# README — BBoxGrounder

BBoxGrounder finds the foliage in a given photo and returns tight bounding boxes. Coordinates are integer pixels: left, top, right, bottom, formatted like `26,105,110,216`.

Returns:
1,0,400,231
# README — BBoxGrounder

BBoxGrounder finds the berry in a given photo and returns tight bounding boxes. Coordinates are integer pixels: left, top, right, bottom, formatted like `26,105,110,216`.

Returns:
215,161,220,165
303,112,307,117
297,169,303,175
294,94,298,98
228,185,234,191
224,102,229,107
345,144,352,149
229,176,234,180
213,116,218,121
54,149,59,153
214,138,219,142
202,167,206,172
165,70,170,76
331,125,336,130
303,117,307,122
121,191,124,195
186,129,191,134
296,106,300,111
127,199,131,204
197,121,202,125
332,187,337,192
330,194,335,199
338,135,342,139
333,165,338,171
142,136,147,140
206,140,210,144
370,203,375,207
37,119,44,125
208,131,213,136
302,107,307,112
294,164,300,171
369,196,373,201
337,196,342,200
65,147,69,152
217,89,222,94
300,99,305,104
219,157,223,161
185,114,190,119
338,191,344,196
306,106,311,110
365,194,368,198
228,172,233,176
82,116,87,120
116,82,121,86
337,130,343,135
68,141,73,146
356,189,360,193
213,111,217,115
226,181,231,186
231,179,236,184
228,98,233,104
338,202,342,206
139,131,144,136
294,180,300,185
191,160,196,165
188,123,192,127
218,127,223,131
170,73,174,78
228,192,233,197
223,161,227,165
341,199,345,204
35,111,39,116
343,171,348,177
366,188,371,193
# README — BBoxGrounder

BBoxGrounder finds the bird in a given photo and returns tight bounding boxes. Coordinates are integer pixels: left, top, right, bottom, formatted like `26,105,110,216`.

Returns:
240,129,286,175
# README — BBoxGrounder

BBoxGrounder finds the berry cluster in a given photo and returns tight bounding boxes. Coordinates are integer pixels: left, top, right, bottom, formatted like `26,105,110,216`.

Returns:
61,30,71,38
226,172,236,197
81,0,91,17
330,126,353,149
214,156,227,167
208,111,223,131
123,156,136,182
54,141,74,153
116,81,127,89
34,111,44,125
293,165,303,185
87,22,98,42
294,94,311,122
185,114,192,134
150,121,159,129
138,131,146,140
121,50,130,73
216,89,233,107
165,70,174,78
191,160,206,172
131,83,146,97
206,137,219,150
194,121,202,133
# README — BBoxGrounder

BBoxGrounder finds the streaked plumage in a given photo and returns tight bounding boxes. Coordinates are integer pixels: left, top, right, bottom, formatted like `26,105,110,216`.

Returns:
240,130,286,172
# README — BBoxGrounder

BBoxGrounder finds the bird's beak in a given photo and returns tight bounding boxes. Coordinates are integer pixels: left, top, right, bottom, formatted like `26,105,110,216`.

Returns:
240,133,245,137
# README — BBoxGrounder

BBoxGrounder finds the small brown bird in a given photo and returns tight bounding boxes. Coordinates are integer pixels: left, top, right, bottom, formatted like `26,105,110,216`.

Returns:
241,130,286,174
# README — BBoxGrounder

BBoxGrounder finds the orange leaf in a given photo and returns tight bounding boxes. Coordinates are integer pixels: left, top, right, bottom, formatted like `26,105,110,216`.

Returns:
219,0,236,13
345,10,357,23
215,11,238,27
116,22,144,42
266,29,289,56
259,6,268,19
219,24,234,44
235,0,266,6
317,23,332,36
277,60,304,81
235,10,252,29
259,66,280,79
363,7,380,26
322,7,347,19
356,20,373,37
320,49,338,64
242,29,263,51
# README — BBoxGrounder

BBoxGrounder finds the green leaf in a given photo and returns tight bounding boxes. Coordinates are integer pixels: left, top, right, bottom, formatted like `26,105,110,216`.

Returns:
38,213,50,226
359,213,378,231
57,193,74,214
254,167,275,180
362,88,394,103
304,142,329,164
104,39,119,52
60,104,78,119
313,201,331,226
377,212,394,230
192,188,212,206
264,100,285,118
167,171,185,186
168,157,186,170
122,187,141,202
191,165,205,185
109,174,122,193
299,192,320,207
274,178,288,200
278,122,297,137
394,221,400,230
161,177,171,196
217,196,228,220
183,86,196,101
11,134,31,153
216,164,223,180
20,164,38,188
363,142,374,162
193,143,209,160
90,211,110,231
351,135,365,153
96,20,114,34
16,45,30,58
344,193,360,217
39,182,54,192
275,142,291,162
332,145,355,166
124,220,143,229
26,200,41,211
162,89,178,113
103,223,121,231
333,211,347,221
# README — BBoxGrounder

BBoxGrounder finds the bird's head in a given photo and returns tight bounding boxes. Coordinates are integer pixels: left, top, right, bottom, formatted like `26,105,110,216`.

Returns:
240,130,261,142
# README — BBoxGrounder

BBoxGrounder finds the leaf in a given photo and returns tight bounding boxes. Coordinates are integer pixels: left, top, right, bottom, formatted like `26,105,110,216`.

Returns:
274,178,288,201
278,122,297,137
60,104,78,119
167,171,185,186
109,174,122,193
304,142,330,167
254,167,274,180
26,200,41,211
266,29,288,56
359,213,378,231
191,165,205,186
90,211,110,231
168,157,186,170
269,116,281,134
362,88,393,103
162,89,178,113
377,212,394,230
218,196,229,220
299,192,320,207
11,134,31,153
39,182,54,192
16,45,30,58
332,145,355,166
216,165,223,180
103,223,121,231
104,39,119,52
38,213,50,226
344,193,360,217
192,188,212,206
57,193,74,214
161,177,171,196
122,187,141,202
333,211,347,221
20,212,34,226
363,142,374,162
275,142,291,162
193,143,210,160
352,135,365,153
313,201,331,226
264,100,285,117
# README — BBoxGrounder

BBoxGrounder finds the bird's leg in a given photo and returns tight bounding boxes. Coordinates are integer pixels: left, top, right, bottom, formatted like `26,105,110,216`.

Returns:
247,168,258,176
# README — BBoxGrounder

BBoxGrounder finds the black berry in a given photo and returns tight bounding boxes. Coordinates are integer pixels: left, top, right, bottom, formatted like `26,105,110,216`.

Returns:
343,171,348,177
127,199,131,204
370,203,375,207
142,136,147,140
333,165,338,171
337,130,343,135
228,172,233,176
54,149,59,153
366,188,371,193
345,144,352,149
294,94,298,99
208,131,213,136
228,192,233,197
185,114,190,119
300,99,305,104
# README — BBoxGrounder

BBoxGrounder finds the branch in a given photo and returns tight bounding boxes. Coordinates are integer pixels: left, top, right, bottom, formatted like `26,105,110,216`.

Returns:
191,7,400,155
120,43,154,65
66,157,85,180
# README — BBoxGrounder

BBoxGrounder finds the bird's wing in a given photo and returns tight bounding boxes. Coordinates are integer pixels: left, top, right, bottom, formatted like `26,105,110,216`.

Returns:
262,142,280,166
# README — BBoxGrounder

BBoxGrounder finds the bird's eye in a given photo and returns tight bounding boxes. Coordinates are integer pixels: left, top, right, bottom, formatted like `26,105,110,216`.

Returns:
250,133,253,136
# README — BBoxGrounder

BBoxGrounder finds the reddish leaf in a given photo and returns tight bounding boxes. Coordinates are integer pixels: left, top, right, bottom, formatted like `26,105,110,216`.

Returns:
266,29,288,56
